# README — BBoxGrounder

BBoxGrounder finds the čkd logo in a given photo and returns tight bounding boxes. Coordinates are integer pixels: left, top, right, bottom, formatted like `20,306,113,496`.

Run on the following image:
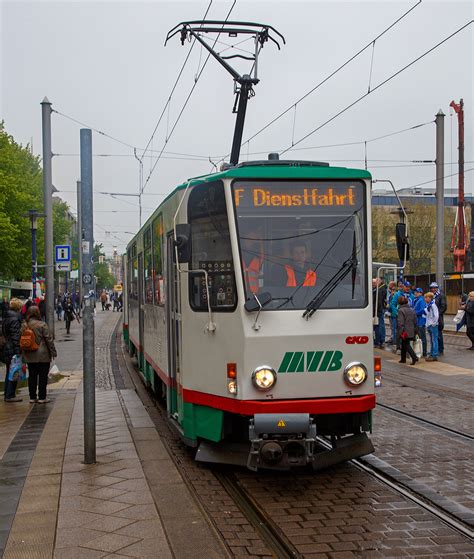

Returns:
278,351,343,373
345,336,369,344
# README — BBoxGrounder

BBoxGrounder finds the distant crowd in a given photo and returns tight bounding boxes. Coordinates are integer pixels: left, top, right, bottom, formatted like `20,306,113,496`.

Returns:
373,279,474,364
99,289,123,312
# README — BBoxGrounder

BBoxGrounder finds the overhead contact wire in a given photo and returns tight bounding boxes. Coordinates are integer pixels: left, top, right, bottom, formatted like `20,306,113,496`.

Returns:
141,0,237,194
239,0,423,149
281,20,473,155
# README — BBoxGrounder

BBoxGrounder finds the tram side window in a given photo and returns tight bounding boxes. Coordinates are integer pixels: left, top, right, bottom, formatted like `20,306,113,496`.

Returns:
128,244,138,301
152,215,164,305
188,181,237,312
144,228,153,304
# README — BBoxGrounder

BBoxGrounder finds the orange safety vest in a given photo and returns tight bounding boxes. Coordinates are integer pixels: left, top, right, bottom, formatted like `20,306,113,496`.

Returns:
243,257,262,294
285,265,316,287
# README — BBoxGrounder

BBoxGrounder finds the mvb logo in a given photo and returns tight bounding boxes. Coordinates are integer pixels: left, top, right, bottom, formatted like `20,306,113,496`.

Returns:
278,351,343,373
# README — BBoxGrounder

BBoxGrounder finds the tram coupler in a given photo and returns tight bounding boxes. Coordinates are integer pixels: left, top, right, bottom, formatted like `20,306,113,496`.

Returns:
247,413,317,471
311,432,375,471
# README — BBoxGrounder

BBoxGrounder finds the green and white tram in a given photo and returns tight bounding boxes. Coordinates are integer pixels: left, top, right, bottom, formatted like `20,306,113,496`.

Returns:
123,157,377,470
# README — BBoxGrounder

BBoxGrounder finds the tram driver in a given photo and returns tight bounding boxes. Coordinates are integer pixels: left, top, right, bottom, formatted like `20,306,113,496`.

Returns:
274,240,316,287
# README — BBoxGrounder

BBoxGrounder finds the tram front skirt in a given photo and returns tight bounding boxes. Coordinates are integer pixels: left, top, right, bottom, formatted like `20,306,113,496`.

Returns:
196,413,374,471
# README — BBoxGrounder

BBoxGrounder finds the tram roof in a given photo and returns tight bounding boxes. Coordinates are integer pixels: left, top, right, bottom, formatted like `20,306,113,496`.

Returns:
170,163,371,203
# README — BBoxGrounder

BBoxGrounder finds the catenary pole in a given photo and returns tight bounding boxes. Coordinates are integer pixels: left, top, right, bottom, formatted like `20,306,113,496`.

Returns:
435,110,445,287
80,129,96,464
41,98,55,336
76,180,83,314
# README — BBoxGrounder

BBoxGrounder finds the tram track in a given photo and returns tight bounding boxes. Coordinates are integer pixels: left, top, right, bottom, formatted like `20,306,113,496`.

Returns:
317,435,474,540
214,469,302,559
380,368,474,402
376,402,474,442
354,455,474,540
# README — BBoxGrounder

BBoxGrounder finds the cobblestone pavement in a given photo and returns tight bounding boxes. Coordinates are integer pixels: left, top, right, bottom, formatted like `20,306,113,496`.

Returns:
371,407,474,511
94,309,118,390
368,345,474,526
377,379,473,435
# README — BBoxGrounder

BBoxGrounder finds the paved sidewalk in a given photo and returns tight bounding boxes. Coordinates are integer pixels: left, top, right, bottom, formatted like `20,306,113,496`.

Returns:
0,311,204,558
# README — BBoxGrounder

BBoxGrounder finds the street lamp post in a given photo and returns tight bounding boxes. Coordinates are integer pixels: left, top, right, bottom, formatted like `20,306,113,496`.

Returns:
25,210,45,300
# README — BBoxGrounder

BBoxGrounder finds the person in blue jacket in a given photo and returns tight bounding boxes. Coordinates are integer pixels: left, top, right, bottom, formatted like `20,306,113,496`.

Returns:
413,287,427,357
402,280,415,306
389,282,404,350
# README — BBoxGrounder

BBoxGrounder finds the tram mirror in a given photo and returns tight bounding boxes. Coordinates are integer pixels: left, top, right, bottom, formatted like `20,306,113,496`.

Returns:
395,223,410,262
175,224,191,263
244,292,272,312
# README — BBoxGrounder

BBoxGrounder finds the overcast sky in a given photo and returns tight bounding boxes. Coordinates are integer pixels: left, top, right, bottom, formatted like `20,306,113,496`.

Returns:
1,0,473,254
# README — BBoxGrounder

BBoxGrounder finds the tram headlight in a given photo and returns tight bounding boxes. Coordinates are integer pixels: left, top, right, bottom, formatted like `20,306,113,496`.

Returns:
343,362,367,386
252,366,277,391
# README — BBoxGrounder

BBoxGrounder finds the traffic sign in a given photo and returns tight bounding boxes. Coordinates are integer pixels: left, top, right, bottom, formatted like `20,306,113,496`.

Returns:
82,273,92,285
55,245,71,262
55,262,71,272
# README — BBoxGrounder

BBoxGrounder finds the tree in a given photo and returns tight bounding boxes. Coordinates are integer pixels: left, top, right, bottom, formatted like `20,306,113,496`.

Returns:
0,122,72,280
93,243,116,290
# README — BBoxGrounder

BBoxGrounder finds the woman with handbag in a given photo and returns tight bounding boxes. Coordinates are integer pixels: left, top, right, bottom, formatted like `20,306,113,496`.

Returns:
397,296,418,365
2,298,24,402
21,306,57,403
461,291,474,350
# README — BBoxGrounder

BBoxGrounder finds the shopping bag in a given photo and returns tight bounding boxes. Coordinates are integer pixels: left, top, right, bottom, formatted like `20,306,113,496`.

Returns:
413,336,422,358
453,310,465,324
48,363,60,379
8,355,27,382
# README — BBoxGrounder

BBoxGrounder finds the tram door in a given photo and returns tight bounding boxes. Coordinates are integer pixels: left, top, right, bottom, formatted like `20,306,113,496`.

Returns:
138,253,145,371
166,233,181,420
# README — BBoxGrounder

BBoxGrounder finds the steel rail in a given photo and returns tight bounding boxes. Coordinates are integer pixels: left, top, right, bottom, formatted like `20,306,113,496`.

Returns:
214,470,302,559
376,402,474,442
379,367,474,402
317,436,474,541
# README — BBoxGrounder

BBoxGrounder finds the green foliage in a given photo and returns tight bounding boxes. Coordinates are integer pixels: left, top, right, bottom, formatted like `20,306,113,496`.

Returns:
0,122,72,280
94,243,116,290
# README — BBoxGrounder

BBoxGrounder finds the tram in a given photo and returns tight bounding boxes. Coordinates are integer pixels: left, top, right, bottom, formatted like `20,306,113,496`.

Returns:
123,156,377,470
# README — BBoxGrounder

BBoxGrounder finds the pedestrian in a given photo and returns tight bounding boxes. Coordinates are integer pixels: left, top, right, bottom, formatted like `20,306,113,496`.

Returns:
38,296,46,322
63,298,80,335
100,290,107,311
429,282,447,355
397,296,418,365
413,287,428,358
402,281,415,306
0,297,9,320
113,292,120,312
118,292,123,312
372,278,387,348
461,291,474,350
56,294,63,320
21,306,57,404
2,298,24,402
386,281,396,343
21,298,33,319
389,282,404,351
424,292,439,361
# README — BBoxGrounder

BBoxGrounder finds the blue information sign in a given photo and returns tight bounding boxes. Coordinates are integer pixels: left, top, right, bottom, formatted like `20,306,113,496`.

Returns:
55,245,71,262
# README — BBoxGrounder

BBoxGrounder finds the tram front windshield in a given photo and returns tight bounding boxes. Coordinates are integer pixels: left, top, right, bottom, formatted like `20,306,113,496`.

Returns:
232,180,367,310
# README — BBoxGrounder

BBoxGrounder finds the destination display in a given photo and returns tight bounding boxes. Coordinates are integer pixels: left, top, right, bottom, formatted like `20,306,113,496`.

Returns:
232,181,364,210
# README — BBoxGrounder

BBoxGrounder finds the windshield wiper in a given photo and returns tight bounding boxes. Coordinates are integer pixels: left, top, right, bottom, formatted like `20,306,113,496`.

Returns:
302,231,358,320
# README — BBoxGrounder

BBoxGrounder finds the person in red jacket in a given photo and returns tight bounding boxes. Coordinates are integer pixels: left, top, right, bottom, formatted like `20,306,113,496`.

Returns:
276,240,316,287
241,231,264,295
